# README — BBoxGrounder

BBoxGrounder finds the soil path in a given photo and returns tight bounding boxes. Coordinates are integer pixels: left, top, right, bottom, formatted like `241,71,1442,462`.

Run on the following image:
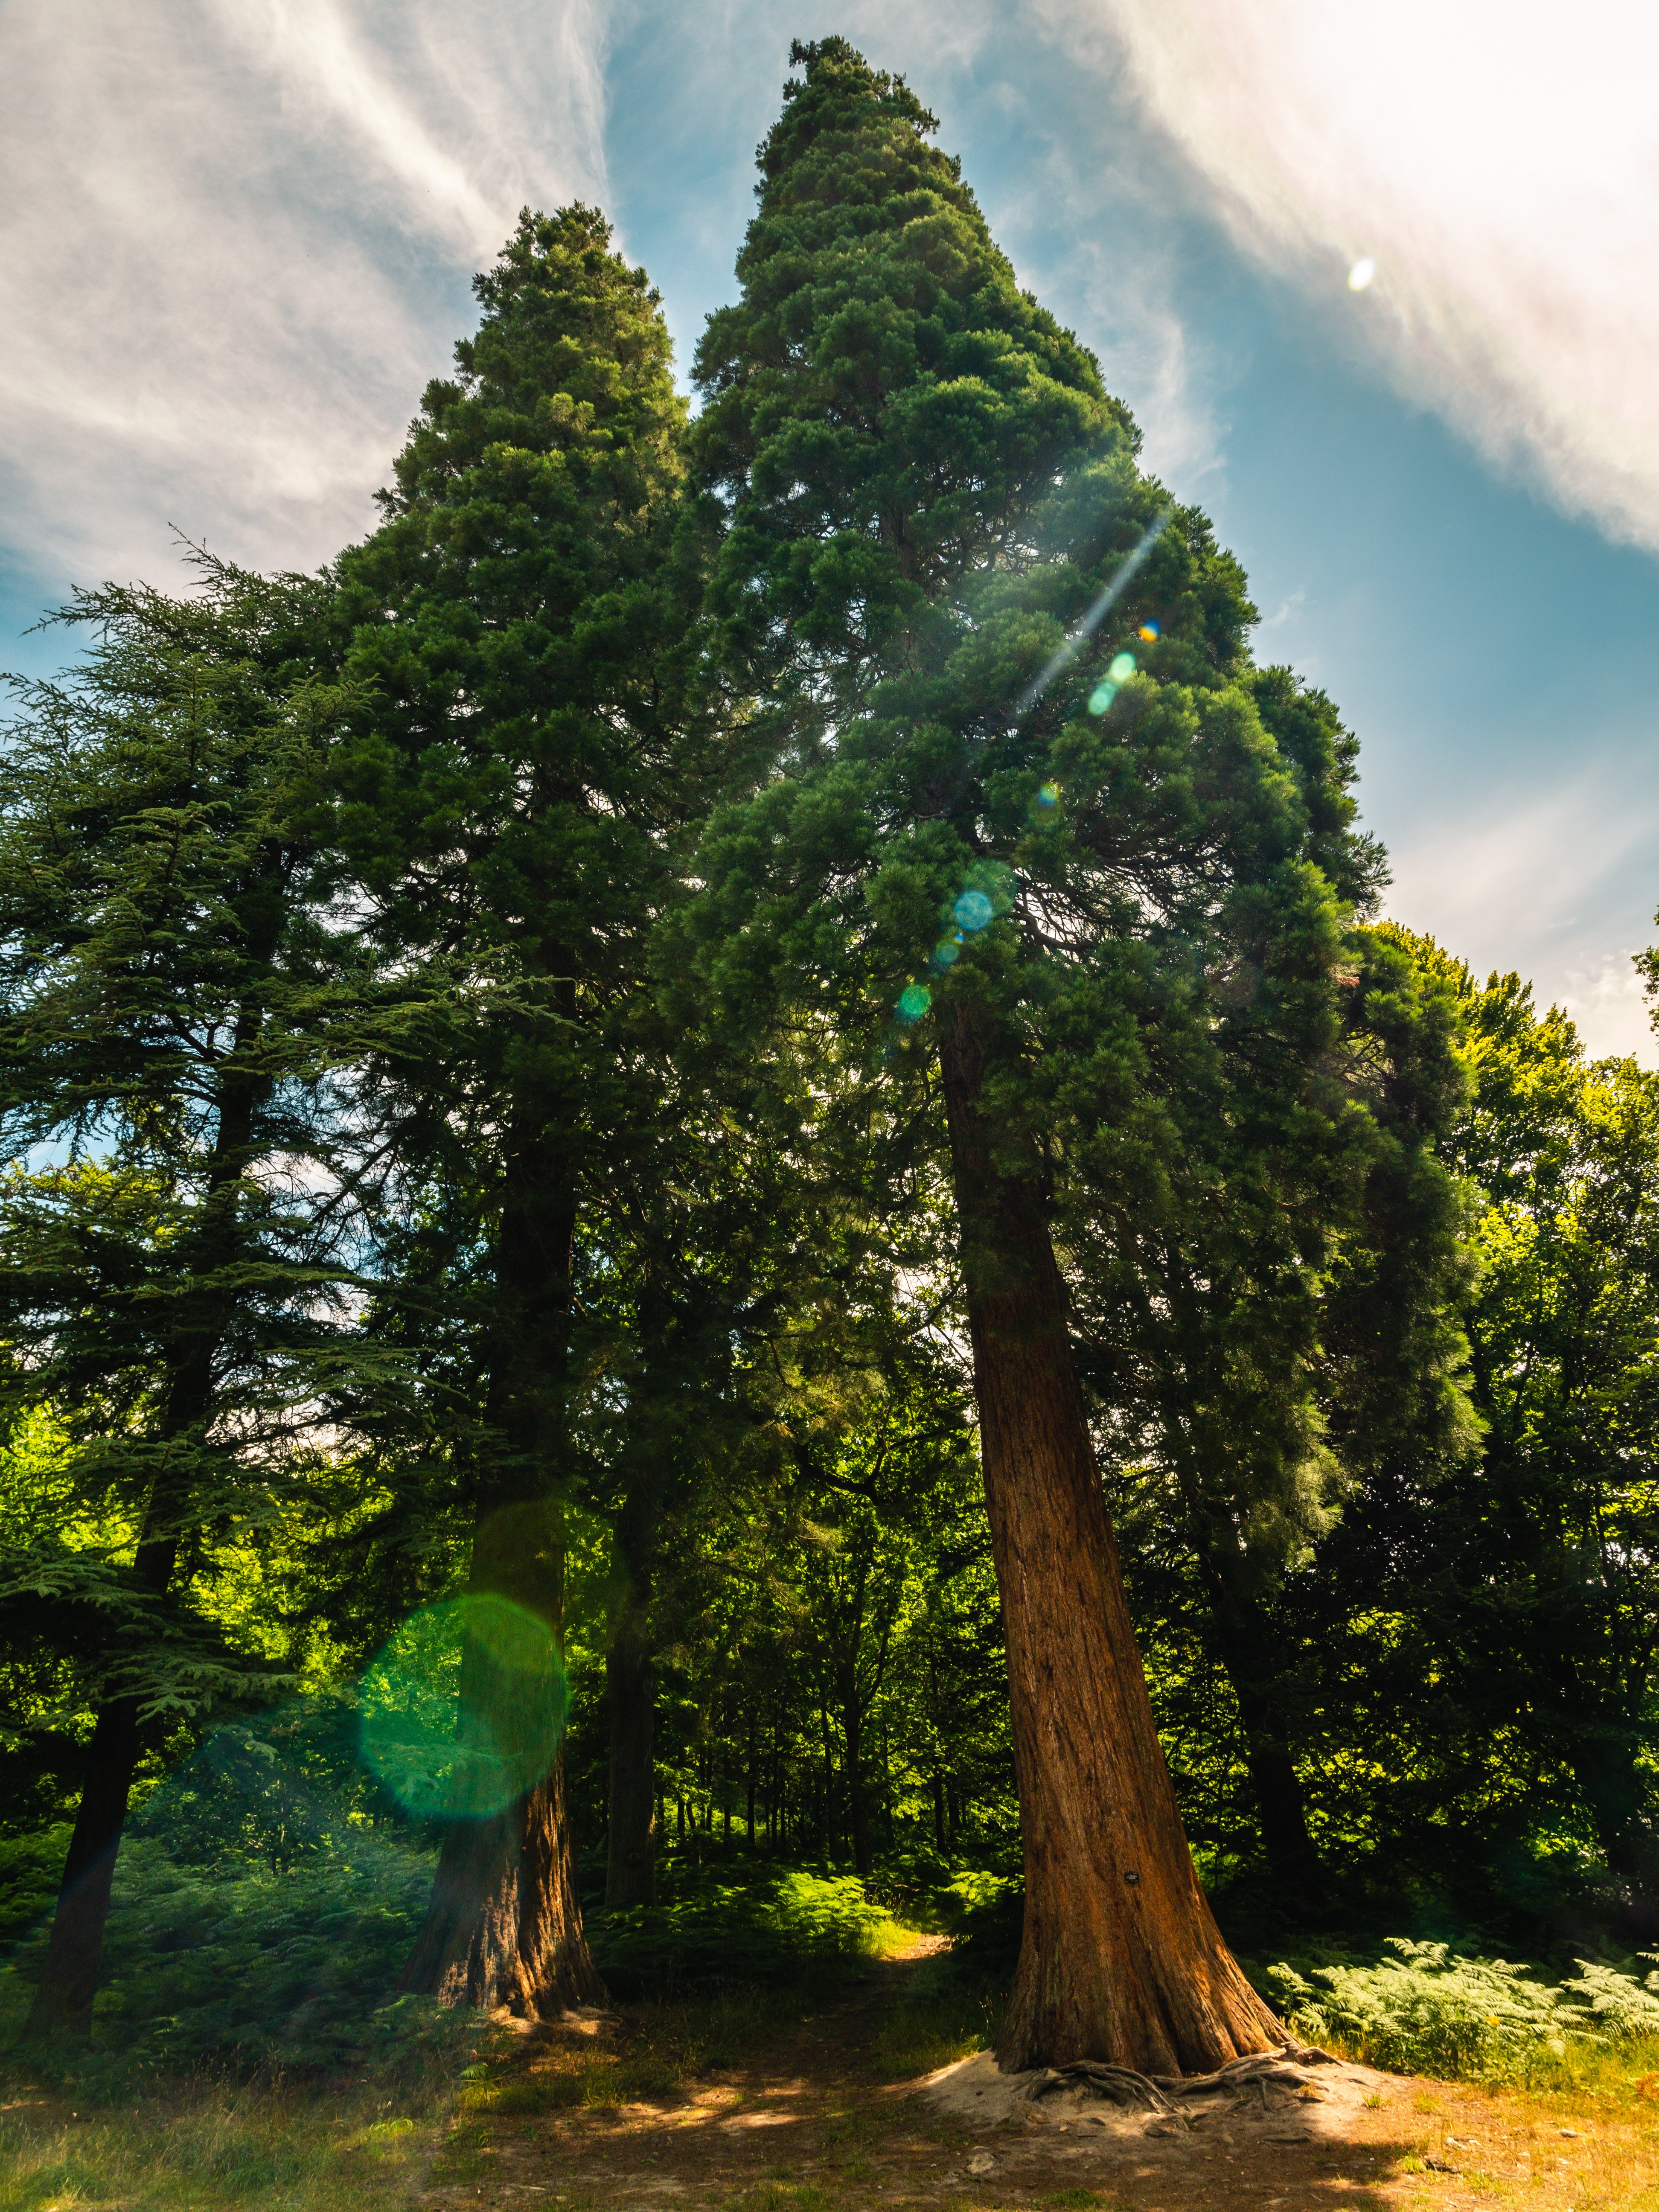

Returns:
420,1938,1659,2211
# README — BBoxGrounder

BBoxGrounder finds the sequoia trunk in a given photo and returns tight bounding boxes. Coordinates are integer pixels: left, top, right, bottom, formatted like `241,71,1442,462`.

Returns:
398,1117,604,2013
398,1743,602,2011
939,1004,1282,2074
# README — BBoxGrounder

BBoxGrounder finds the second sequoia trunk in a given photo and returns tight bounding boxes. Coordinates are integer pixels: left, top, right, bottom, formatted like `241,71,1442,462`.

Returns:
940,1004,1282,2074
398,1131,605,2016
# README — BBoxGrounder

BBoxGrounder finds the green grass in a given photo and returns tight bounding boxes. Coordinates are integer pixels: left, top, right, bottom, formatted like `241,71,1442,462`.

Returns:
867,1950,1002,2079
0,2079,449,2210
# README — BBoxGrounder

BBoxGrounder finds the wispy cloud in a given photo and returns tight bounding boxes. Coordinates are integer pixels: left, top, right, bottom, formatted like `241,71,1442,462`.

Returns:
1051,0,1659,552
0,0,610,588
1384,764,1659,1060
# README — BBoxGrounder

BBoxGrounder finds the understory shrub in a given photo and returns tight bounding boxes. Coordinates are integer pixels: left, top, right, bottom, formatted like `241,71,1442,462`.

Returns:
1,1834,463,2092
1267,1935,1659,2078
591,1868,905,1997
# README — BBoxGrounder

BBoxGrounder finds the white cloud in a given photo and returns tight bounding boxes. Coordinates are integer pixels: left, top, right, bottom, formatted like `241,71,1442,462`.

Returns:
1383,765,1659,1061
1056,0,1659,551
1557,952,1655,1064
0,0,610,588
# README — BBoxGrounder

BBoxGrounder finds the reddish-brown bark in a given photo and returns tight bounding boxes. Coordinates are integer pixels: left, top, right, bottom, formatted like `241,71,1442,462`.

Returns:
398,1130,605,2016
940,1004,1283,2074
396,1745,604,2014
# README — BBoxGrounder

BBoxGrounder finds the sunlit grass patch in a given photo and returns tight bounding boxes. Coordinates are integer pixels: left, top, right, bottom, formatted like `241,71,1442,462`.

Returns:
867,1954,1002,2081
719,2186,837,2212
0,2080,443,2209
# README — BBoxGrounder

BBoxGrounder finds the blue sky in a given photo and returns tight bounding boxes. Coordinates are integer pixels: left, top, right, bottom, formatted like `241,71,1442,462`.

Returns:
4,0,1656,1054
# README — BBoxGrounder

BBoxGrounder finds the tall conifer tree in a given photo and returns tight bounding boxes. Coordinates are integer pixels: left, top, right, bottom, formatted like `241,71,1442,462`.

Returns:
689,39,1382,2069
337,207,711,2011
0,564,374,2033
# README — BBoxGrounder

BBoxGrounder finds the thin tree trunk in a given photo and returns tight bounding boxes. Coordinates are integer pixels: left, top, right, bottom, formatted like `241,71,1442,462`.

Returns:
1202,1567,1322,1886
746,1706,757,1846
605,1618,657,1907
839,1662,873,1876
27,1016,267,2039
939,1003,1281,2074
25,1684,149,2037
605,1476,658,1909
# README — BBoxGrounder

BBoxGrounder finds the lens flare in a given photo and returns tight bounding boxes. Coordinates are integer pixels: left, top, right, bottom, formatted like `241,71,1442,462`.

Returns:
1016,507,1176,717
934,938,960,966
1348,256,1376,291
1138,621,1161,643
1089,682,1117,714
897,983,931,1022
1109,651,1137,683
954,890,994,931
1037,782,1059,806
359,1594,566,1822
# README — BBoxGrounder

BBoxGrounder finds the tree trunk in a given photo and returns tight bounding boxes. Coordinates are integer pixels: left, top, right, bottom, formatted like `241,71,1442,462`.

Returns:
398,1493,605,2014
1202,1566,1322,1886
605,1621,657,1907
397,1745,603,2011
839,1662,874,1876
399,1121,604,2014
745,1707,757,1846
939,1003,1282,2074
27,1019,267,2038
25,1693,146,2037
605,1480,658,1909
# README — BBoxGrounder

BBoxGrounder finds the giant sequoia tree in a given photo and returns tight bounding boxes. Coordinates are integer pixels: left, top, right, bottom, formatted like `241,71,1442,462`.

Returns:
687,38,1394,2070
336,207,709,2013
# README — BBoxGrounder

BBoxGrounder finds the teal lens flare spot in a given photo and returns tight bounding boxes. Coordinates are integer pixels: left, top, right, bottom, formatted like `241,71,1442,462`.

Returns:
359,1594,566,1822
1089,682,1117,715
1037,783,1059,807
896,983,931,1022
954,890,994,931
934,940,960,966
1109,651,1136,683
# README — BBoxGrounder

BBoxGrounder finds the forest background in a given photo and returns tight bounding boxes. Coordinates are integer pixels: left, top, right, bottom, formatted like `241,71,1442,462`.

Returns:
3,34,1659,2108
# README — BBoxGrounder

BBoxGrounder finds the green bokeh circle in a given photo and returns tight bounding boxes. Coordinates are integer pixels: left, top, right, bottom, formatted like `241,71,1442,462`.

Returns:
358,1594,567,1822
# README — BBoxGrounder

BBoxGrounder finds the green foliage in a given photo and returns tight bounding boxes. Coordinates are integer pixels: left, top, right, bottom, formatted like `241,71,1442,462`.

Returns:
1267,1935,1659,2078
0,1828,71,1947
591,1866,905,1997
0,1836,461,2087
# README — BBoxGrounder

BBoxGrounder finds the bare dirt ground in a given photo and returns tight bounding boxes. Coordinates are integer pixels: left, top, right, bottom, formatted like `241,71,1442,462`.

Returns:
416,1938,1659,2212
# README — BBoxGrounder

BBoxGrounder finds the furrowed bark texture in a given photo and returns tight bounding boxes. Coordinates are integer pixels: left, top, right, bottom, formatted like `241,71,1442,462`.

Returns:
940,1006,1282,2074
398,1746,603,2012
398,1118,605,2014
